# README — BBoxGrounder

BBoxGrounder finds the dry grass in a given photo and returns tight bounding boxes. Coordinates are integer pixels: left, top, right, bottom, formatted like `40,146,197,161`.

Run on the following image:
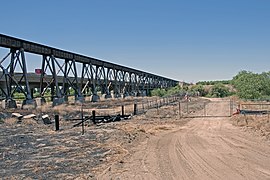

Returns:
22,118,38,125
147,125,174,135
4,118,18,125
37,104,52,113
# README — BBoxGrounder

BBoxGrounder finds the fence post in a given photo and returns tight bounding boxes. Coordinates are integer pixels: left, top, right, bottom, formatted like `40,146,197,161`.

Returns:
162,97,165,106
157,101,159,115
134,103,137,115
187,101,189,114
122,105,125,117
55,114,59,131
179,101,181,118
81,104,84,135
230,100,232,116
204,102,206,116
92,110,96,124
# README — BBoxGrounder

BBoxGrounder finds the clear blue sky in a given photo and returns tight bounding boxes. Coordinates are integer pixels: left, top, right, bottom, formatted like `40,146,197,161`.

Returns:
1,0,269,83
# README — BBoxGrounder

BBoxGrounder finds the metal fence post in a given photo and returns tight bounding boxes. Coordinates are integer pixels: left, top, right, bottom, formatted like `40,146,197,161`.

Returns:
81,104,84,135
230,100,232,117
204,102,206,116
179,101,181,118
55,114,59,131
134,103,137,115
122,105,125,117
157,101,159,115
92,110,96,124
187,101,189,114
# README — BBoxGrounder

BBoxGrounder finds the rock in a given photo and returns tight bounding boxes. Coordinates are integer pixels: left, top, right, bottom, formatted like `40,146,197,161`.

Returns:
23,114,36,119
22,99,37,109
11,113,23,119
42,114,52,124
0,112,8,119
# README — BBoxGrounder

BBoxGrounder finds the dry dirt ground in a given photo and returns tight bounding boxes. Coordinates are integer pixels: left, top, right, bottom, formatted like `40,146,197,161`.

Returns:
0,97,270,179
98,99,270,180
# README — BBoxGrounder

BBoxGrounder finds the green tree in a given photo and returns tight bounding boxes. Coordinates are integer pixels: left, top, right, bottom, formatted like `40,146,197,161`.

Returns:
210,83,230,98
191,84,206,96
232,71,270,99
167,85,182,96
150,88,167,97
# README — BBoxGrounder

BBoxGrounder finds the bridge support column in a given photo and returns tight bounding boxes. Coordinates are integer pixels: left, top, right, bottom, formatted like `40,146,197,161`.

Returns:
91,94,100,102
35,97,46,106
0,48,37,109
2,99,17,109
0,82,17,108
121,91,129,98
53,97,65,106
20,49,36,109
112,88,121,98
102,92,112,99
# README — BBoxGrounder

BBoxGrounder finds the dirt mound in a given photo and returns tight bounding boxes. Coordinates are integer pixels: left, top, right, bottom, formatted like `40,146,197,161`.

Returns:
231,114,270,141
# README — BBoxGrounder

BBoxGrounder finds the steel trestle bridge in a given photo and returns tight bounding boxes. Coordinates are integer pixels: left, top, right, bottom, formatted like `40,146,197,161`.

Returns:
0,34,178,108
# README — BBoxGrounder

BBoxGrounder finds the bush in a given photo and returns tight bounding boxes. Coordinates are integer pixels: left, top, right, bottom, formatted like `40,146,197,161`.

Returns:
150,85,185,97
232,71,270,99
209,83,230,98
167,85,183,96
190,84,207,96
150,88,167,97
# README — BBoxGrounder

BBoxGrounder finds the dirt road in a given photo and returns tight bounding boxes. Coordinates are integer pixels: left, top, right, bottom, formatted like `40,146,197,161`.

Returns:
98,99,270,180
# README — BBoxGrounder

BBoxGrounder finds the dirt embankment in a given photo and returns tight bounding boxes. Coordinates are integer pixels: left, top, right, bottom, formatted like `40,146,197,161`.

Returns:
231,114,270,141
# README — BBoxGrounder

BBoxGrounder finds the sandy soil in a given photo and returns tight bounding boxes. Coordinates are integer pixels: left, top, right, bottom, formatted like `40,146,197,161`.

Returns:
98,99,270,180
1,97,270,179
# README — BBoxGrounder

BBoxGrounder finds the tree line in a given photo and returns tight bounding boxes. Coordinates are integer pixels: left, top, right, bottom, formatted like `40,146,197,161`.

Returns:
151,70,270,100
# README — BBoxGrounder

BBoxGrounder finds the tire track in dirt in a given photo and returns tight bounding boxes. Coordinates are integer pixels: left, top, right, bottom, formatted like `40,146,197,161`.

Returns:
97,99,270,180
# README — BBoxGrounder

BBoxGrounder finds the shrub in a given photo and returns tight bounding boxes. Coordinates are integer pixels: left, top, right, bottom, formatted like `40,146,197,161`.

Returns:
150,88,167,97
209,83,230,98
232,71,270,99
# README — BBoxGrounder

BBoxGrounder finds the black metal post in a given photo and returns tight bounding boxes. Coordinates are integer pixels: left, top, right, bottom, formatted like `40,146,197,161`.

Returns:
31,88,34,99
55,114,59,131
122,105,125,117
92,110,96,124
134,103,137,115
51,84,55,102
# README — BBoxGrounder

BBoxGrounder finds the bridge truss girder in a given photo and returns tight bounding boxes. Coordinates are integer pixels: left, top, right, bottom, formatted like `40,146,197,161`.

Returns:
0,34,178,107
